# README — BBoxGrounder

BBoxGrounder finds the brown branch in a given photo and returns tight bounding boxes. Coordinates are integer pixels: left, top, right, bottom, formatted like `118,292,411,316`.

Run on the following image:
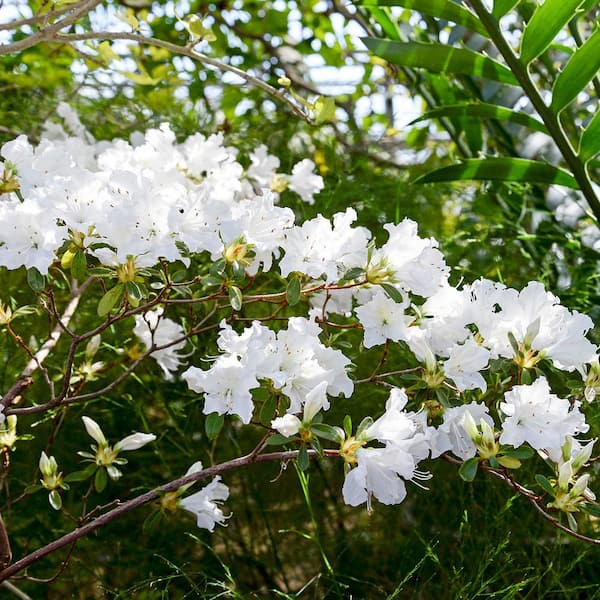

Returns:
0,448,338,582
1,278,93,409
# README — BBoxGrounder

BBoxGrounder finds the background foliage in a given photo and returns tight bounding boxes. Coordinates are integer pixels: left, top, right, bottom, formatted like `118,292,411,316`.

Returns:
1,0,600,597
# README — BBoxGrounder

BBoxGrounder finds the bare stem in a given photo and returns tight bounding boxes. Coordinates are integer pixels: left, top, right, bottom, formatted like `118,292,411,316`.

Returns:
0,449,338,583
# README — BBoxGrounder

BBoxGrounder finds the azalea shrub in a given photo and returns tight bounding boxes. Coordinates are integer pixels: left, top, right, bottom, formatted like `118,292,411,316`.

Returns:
0,105,599,594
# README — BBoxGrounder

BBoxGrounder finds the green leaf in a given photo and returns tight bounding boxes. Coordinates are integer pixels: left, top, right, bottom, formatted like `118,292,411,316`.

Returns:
297,444,310,471
343,415,353,438
413,158,579,189
582,502,600,517
459,457,480,482
310,423,344,443
125,280,144,306
362,38,518,86
579,110,600,163
88,267,115,278
492,0,521,19
205,412,225,440
49,490,62,510
71,250,87,281
97,283,125,317
266,433,295,446
313,96,336,124
286,276,302,306
501,445,535,459
410,102,548,134
259,394,278,425
535,474,556,497
520,0,587,65
368,7,402,40
27,267,46,292
94,467,108,493
342,267,365,281
64,463,98,482
229,285,243,311
380,282,404,303
362,0,488,36
551,27,600,113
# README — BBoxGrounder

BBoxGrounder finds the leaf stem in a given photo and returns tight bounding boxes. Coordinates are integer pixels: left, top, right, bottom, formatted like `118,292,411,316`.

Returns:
467,0,600,220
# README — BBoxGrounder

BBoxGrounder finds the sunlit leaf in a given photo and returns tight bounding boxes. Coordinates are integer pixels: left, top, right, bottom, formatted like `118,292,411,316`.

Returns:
492,0,521,19
97,283,125,317
520,0,587,64
410,102,548,133
414,158,579,189
579,110,600,163
360,0,488,36
551,27,600,113
362,38,518,86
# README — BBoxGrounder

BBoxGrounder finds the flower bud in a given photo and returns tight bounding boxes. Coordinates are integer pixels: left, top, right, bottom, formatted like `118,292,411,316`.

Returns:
114,432,156,452
82,416,107,446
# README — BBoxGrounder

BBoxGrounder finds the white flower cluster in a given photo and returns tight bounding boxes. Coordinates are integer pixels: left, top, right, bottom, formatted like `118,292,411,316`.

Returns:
1,113,598,523
0,109,323,274
182,318,352,424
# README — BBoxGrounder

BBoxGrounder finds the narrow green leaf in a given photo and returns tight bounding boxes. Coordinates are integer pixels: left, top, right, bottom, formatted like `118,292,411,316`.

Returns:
413,158,579,189
94,467,108,493
286,276,302,306
342,267,365,281
310,423,344,443
71,250,87,281
229,285,243,311
142,509,163,533
579,110,600,163
205,412,224,440
259,395,277,425
459,457,480,482
356,417,375,439
552,27,600,113
266,433,295,445
520,0,587,64
361,0,488,37
410,102,548,134
535,474,556,497
380,282,404,303
97,283,124,317
297,444,310,471
492,0,521,19
64,463,97,482
49,490,62,510
582,502,600,517
88,267,115,278
366,7,402,40
125,280,144,306
501,445,535,459
362,38,518,86
27,267,46,292
343,415,353,438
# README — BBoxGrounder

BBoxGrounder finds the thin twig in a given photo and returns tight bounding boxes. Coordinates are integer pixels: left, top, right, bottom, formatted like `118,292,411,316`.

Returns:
0,449,338,582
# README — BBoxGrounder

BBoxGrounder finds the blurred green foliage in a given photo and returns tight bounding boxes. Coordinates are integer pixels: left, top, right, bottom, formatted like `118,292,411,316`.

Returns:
1,0,600,598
